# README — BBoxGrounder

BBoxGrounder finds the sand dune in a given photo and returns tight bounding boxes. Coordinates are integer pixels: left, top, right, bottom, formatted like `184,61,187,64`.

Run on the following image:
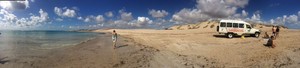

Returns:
169,21,219,30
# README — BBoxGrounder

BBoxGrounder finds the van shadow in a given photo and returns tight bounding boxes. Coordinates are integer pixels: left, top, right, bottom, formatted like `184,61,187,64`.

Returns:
213,35,253,38
0,57,9,64
213,35,228,38
213,35,241,38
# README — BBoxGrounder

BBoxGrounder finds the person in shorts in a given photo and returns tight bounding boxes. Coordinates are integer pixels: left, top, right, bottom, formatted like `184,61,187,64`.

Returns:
112,30,118,49
275,26,280,39
272,26,276,37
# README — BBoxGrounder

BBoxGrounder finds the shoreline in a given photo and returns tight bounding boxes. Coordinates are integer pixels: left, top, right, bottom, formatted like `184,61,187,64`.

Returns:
28,33,157,68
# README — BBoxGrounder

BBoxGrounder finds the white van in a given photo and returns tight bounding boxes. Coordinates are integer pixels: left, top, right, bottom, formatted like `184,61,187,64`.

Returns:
216,20,261,38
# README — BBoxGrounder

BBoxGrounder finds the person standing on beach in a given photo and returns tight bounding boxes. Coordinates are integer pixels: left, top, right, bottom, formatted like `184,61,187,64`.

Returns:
112,30,118,49
272,26,276,37
275,26,280,39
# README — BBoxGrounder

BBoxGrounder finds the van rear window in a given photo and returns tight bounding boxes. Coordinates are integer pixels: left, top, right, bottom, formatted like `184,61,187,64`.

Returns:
227,23,232,27
220,22,226,27
233,23,238,28
239,24,244,28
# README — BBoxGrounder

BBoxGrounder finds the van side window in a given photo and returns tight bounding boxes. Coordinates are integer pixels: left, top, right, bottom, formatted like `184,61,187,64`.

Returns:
239,23,244,28
220,22,226,27
233,23,238,28
246,25,251,29
227,23,232,27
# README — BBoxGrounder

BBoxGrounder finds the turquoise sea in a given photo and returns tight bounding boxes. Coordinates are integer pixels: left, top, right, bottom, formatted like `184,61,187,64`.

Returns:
0,31,99,49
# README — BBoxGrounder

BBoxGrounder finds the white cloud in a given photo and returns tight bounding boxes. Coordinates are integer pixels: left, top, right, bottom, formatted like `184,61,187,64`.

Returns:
112,20,132,28
25,9,49,26
270,19,275,24
272,16,286,25
153,18,169,26
95,15,105,22
54,7,62,16
55,18,63,22
0,0,30,10
105,11,114,17
84,17,91,22
171,0,249,24
54,7,77,17
149,9,169,18
196,0,248,18
39,9,49,21
109,9,168,28
267,11,300,26
77,16,83,20
242,11,266,24
0,9,49,29
63,9,76,17
223,0,249,8
81,15,105,23
171,8,210,24
136,16,153,27
250,12,261,21
0,9,17,22
298,11,300,17
242,10,248,17
286,15,298,24
119,9,133,21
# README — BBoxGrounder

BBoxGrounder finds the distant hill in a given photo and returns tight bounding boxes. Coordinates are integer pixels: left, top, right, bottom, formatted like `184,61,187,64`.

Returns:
168,20,288,30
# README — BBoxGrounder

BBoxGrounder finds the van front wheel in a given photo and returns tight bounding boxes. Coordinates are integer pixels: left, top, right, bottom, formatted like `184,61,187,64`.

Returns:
254,32,260,38
227,33,233,38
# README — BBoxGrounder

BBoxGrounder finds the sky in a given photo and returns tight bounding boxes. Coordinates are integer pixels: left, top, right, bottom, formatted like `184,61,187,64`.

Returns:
1,0,300,30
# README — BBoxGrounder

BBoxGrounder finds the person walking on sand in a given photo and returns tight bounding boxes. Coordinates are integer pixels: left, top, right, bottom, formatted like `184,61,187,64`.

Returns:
112,30,118,49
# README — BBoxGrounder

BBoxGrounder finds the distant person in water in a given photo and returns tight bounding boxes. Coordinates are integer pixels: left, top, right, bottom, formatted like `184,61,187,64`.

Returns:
112,30,118,49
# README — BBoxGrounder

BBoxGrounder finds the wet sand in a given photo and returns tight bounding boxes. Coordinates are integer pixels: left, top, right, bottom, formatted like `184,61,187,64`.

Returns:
0,33,158,68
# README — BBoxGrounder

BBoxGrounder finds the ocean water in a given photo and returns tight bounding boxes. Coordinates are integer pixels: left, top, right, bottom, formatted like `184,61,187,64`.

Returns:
0,30,99,49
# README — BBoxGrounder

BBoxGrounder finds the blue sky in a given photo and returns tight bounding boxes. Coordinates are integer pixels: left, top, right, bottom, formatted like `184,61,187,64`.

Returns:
1,0,300,30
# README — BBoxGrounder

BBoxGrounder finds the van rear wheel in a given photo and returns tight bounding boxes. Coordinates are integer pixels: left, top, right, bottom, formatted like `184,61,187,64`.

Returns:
227,33,233,38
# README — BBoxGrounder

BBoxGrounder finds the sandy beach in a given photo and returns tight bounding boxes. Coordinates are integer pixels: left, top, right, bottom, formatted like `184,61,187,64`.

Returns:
2,0,300,68
93,27,300,68
0,33,158,68
0,26,300,68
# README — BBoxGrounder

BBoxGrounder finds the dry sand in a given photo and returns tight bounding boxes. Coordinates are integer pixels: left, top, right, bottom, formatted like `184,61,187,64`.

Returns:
95,28,300,68
1,27,300,68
